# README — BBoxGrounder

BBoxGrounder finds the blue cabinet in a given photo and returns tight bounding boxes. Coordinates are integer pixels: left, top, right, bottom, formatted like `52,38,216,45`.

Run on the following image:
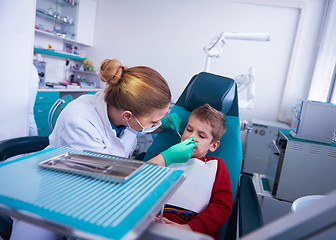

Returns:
33,91,98,136
34,92,60,136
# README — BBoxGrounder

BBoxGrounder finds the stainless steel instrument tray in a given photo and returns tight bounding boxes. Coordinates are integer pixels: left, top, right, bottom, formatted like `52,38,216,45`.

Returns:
38,152,145,183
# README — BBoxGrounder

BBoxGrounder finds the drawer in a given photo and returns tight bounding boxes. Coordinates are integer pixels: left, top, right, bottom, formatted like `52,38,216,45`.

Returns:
35,92,60,105
35,117,51,136
34,104,53,119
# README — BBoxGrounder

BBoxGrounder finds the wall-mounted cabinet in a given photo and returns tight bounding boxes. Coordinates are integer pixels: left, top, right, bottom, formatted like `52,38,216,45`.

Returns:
76,0,97,46
35,0,97,46
33,47,101,89
35,0,78,41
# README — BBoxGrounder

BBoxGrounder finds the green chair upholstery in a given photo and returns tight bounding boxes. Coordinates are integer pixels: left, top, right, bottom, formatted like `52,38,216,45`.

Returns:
144,72,243,238
239,174,264,237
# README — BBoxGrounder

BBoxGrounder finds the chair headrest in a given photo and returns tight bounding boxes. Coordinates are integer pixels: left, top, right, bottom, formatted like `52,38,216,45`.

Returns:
182,72,236,114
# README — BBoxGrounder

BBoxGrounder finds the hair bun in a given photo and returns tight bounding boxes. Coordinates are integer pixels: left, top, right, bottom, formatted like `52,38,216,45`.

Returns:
99,59,124,85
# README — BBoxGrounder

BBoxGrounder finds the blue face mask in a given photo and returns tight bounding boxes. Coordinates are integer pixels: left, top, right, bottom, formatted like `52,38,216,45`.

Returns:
127,116,161,134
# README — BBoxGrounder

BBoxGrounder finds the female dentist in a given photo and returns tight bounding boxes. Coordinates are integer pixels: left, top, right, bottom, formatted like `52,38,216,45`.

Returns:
10,59,196,240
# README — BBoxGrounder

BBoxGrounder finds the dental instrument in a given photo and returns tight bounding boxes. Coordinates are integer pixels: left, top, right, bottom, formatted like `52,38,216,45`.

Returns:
168,115,182,139
159,204,165,222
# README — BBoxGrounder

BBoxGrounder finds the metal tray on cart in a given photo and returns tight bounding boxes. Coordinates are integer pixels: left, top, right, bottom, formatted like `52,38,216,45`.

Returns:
38,152,145,183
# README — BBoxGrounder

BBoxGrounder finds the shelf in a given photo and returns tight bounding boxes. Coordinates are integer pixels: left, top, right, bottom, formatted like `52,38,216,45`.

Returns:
36,10,75,25
35,29,76,42
34,48,86,61
38,88,101,92
57,0,78,7
71,69,98,75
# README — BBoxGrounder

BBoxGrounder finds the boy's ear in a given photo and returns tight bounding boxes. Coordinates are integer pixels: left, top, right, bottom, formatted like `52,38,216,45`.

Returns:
209,141,220,152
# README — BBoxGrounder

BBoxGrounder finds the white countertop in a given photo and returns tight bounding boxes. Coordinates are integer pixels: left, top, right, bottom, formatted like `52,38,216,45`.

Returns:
38,88,102,92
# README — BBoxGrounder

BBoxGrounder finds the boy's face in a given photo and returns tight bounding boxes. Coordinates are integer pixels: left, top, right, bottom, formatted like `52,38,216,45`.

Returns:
181,114,220,158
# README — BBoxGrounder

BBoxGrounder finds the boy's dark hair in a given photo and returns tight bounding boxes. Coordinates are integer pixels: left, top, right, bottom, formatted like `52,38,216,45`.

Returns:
190,104,226,142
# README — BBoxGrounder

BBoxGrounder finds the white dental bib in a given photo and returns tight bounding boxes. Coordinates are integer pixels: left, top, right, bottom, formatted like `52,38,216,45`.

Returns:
166,158,218,213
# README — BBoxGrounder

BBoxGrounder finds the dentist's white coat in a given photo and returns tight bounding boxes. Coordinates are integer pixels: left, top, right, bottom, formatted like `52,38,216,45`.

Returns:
49,90,137,158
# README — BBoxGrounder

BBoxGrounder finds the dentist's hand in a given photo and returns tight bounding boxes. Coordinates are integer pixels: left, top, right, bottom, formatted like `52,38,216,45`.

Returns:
161,137,197,166
160,113,182,132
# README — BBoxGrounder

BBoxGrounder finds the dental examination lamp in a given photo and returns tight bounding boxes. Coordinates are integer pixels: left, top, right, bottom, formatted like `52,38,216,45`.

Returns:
234,67,256,109
203,32,271,108
204,32,271,72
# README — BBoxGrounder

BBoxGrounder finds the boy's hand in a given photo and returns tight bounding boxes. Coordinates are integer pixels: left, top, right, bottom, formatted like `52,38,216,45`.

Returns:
154,216,173,224
160,113,182,132
156,217,192,231
161,136,197,166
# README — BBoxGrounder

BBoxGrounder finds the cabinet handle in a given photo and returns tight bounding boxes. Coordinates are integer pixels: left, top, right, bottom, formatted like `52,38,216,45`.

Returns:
38,97,47,100
38,110,47,113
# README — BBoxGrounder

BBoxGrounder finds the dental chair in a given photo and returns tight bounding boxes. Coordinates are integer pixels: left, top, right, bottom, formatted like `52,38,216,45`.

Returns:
144,72,263,239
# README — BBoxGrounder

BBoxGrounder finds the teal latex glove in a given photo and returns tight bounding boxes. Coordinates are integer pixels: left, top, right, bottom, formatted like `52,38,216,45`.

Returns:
161,136,197,166
160,113,182,132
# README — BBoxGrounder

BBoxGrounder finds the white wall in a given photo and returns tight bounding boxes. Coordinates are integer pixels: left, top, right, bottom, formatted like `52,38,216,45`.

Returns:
86,0,326,123
0,0,327,142
0,0,36,140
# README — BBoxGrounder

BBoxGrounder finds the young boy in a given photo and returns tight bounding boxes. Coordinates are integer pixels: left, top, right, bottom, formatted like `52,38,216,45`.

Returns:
156,104,233,240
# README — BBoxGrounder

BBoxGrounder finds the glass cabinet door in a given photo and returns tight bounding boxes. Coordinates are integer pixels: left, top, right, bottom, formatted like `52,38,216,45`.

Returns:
35,0,79,41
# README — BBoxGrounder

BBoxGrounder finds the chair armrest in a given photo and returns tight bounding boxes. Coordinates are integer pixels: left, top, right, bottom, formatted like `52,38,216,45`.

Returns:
0,136,49,162
239,174,264,237
0,213,12,240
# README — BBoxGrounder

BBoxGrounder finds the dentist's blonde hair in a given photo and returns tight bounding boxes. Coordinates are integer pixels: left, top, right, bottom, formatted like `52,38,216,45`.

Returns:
100,59,171,117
